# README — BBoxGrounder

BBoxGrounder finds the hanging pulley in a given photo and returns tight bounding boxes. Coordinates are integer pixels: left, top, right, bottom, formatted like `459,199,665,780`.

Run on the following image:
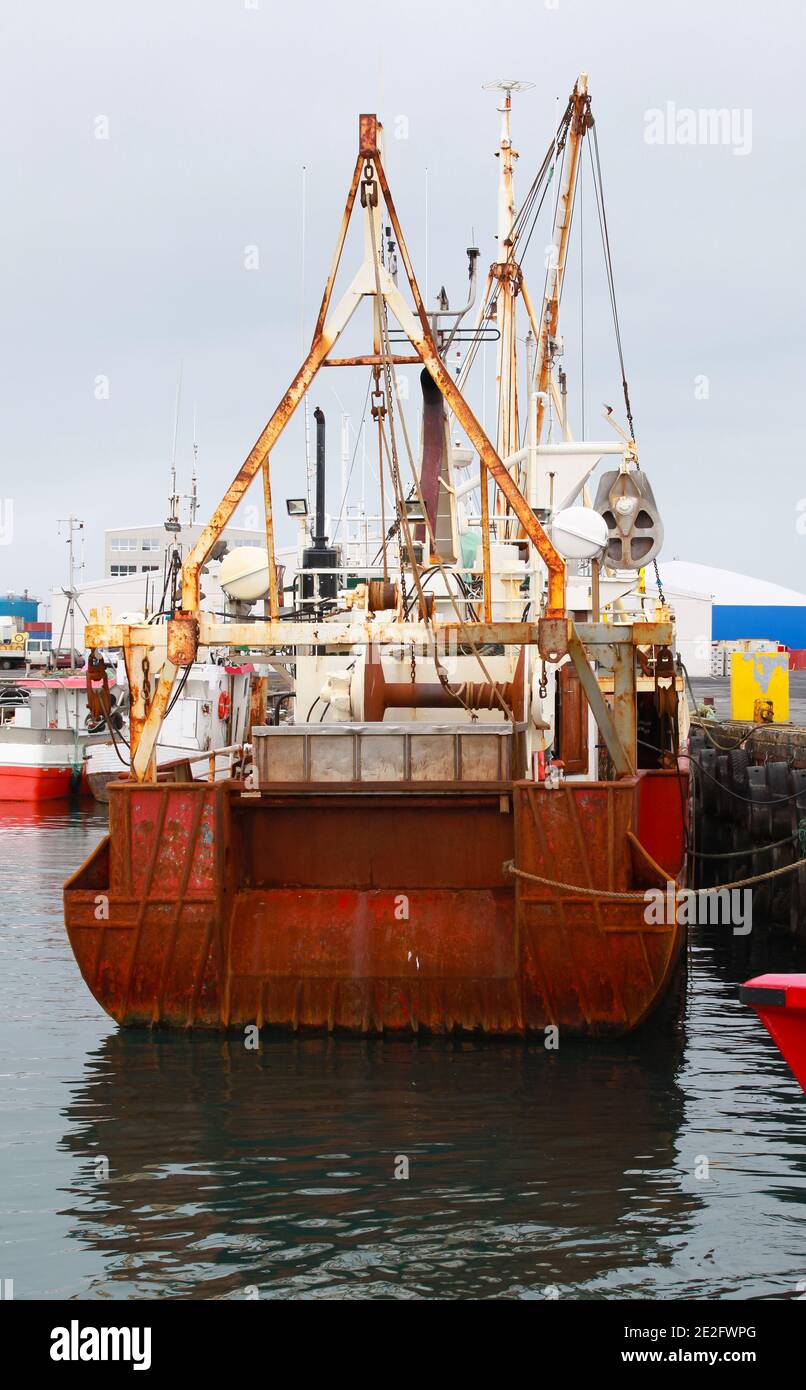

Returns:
592,466,664,568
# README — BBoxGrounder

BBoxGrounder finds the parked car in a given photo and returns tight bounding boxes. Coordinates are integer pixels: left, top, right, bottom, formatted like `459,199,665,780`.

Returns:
53,648,84,671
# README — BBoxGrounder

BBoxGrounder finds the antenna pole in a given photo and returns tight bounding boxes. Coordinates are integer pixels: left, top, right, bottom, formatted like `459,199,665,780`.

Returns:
58,515,84,671
301,165,313,521
169,362,183,525
494,85,518,465
533,74,589,444
191,402,199,524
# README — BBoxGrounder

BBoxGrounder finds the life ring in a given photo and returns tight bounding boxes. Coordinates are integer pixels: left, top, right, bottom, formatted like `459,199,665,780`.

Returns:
217,690,231,722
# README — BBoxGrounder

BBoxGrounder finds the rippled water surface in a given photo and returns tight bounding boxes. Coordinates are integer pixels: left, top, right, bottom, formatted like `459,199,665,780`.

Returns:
1,803,804,1300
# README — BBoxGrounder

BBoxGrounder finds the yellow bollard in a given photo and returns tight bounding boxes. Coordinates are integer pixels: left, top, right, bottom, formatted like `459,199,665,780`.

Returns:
730,651,789,722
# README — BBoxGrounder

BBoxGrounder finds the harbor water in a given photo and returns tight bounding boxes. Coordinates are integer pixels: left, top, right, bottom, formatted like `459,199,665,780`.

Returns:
1,804,804,1301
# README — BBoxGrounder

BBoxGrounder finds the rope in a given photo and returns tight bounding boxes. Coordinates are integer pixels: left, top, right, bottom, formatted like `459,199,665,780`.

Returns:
505,852,806,898
504,860,649,901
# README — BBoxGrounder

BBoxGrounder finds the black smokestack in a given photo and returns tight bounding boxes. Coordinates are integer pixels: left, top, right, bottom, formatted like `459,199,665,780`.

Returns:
313,406,327,546
301,405,339,606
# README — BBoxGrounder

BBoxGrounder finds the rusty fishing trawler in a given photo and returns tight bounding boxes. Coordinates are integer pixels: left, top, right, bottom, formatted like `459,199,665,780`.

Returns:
64,76,689,1037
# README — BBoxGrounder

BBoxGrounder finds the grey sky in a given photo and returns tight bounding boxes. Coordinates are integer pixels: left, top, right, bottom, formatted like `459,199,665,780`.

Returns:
1,0,803,608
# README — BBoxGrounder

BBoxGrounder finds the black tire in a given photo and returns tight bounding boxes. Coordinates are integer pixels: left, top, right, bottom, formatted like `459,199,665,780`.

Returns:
699,748,719,817
767,761,792,838
728,748,750,815
746,767,772,841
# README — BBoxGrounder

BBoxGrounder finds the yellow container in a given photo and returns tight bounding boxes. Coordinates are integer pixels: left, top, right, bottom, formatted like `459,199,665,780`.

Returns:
730,651,789,723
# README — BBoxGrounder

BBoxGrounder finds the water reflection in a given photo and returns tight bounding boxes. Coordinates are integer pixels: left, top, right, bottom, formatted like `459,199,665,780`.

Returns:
3,803,804,1301
59,1027,693,1299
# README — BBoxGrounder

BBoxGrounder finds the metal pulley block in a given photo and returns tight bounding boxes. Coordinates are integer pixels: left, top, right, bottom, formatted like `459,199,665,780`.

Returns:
593,467,664,567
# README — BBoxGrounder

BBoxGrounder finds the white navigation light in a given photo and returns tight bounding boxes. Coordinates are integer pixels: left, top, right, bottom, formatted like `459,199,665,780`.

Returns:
218,546,271,602
550,507,608,561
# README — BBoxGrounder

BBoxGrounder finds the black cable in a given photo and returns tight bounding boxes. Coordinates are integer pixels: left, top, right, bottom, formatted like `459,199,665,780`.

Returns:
687,833,797,860
687,751,806,806
679,659,702,714
637,734,805,805
690,721,774,754
401,566,479,622
96,696,131,765
164,662,192,718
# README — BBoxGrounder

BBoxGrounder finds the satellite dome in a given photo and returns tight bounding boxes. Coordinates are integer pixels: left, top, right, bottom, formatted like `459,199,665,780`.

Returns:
218,546,271,602
550,507,608,561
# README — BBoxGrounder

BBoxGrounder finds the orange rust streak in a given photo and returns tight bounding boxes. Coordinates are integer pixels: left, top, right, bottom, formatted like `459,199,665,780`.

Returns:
323,354,421,366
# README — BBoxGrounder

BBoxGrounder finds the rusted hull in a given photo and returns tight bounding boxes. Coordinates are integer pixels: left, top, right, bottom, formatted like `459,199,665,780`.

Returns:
63,776,685,1037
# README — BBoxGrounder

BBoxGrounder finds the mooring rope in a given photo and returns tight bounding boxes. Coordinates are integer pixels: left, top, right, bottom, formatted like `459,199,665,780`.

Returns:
504,853,806,898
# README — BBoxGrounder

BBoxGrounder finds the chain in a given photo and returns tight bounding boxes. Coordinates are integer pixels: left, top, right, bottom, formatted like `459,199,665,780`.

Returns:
653,558,665,606
141,653,151,714
370,379,388,581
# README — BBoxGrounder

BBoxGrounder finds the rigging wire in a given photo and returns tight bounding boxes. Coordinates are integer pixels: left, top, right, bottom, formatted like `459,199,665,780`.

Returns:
579,153,585,438
454,104,573,401
367,205,511,720
587,120,634,441
587,117,668,599
331,372,374,544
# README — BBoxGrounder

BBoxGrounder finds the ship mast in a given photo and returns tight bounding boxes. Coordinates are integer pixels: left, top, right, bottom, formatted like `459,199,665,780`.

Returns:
481,80,534,501
530,74,590,443
491,82,522,461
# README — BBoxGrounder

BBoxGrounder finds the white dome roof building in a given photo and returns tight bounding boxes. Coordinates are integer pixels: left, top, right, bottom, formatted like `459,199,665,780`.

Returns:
655,562,806,651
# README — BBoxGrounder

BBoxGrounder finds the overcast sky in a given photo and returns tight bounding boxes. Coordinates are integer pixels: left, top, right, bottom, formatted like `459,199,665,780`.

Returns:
1,0,804,608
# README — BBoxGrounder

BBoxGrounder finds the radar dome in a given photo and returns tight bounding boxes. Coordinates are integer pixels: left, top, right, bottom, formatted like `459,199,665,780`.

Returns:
550,507,608,561
218,546,271,602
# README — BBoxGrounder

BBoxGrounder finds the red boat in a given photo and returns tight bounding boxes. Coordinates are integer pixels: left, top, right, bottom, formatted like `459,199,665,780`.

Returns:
64,767,685,1036
0,676,108,802
63,88,690,1039
741,975,806,1092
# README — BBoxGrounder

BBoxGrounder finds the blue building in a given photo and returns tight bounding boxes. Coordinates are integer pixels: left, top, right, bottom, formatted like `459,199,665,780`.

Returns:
656,562,806,650
0,592,40,625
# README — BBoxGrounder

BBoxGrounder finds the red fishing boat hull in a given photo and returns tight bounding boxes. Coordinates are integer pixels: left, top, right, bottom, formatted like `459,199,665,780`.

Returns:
741,974,806,1091
0,765,74,801
63,774,686,1037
